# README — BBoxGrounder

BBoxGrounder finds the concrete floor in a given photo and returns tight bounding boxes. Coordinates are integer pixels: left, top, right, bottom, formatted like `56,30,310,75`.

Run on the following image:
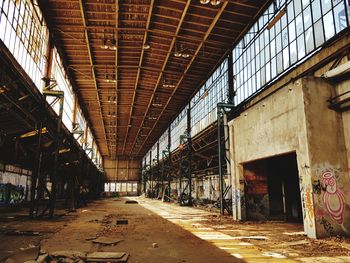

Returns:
1,197,350,262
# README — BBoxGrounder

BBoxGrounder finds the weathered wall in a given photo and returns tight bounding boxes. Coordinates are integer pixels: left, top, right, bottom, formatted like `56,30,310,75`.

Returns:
103,157,141,182
228,80,314,234
303,77,350,237
228,76,350,238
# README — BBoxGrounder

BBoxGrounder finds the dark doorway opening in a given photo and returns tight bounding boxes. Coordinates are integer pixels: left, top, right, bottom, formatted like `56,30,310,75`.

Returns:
243,152,303,223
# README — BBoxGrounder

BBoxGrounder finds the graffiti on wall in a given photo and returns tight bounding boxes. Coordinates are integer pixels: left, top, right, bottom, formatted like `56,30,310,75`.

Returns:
314,164,349,234
304,188,314,227
320,168,346,225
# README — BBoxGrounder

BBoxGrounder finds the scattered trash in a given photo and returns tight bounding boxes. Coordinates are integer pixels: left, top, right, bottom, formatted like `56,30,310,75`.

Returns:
116,219,128,225
3,246,39,263
276,240,309,247
262,251,287,258
125,200,138,204
4,230,42,236
92,237,123,245
283,231,306,236
152,243,159,248
86,252,129,262
50,250,86,260
85,236,97,241
36,253,48,263
238,236,268,240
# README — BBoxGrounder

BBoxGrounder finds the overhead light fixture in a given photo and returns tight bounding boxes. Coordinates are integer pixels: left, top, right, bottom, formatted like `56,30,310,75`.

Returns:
100,38,117,50
143,44,150,50
162,79,176,88
100,39,109,50
105,72,117,83
174,44,191,58
210,0,221,6
200,0,221,6
174,50,182,57
146,116,157,120
105,79,117,83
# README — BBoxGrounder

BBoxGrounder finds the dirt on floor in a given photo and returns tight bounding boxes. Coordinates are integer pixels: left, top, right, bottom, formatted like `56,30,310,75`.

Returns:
0,197,350,263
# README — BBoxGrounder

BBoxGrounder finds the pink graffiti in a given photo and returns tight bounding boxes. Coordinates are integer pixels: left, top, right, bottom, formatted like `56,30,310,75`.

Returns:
321,169,345,224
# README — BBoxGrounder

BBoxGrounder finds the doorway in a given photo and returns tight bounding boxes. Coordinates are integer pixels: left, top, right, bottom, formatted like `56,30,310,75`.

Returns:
243,152,303,222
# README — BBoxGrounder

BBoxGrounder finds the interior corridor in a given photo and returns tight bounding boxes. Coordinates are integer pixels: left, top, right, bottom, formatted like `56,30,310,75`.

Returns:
1,198,350,262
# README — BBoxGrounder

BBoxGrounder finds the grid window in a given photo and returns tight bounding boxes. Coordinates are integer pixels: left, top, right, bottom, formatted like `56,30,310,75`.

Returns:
232,0,349,105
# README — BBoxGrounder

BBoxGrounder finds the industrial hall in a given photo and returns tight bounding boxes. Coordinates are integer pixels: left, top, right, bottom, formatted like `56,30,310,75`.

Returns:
0,0,350,262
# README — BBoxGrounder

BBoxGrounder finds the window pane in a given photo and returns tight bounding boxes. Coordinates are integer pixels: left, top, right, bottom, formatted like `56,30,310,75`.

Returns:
323,11,335,40
312,0,322,22
333,2,347,33
314,19,324,47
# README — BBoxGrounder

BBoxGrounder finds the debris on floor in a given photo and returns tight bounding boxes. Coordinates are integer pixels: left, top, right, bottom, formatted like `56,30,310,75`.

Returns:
152,243,158,248
3,246,40,263
262,251,287,258
86,252,129,262
116,219,128,225
276,240,309,247
125,200,138,204
92,237,123,245
4,230,43,236
49,250,86,262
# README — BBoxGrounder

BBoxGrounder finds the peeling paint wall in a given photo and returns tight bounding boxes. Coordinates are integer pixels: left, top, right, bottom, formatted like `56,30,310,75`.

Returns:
303,77,350,237
228,76,350,238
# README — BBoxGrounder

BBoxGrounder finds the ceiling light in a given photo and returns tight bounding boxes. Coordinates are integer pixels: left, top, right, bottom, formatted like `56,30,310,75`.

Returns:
181,53,190,58
200,0,210,3
210,0,221,5
168,84,176,88
143,44,150,50
152,103,162,107
100,39,117,50
174,51,182,57
105,79,117,83
147,116,157,120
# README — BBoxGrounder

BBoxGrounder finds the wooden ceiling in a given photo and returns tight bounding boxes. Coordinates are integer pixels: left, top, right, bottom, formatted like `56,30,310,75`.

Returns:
39,0,271,158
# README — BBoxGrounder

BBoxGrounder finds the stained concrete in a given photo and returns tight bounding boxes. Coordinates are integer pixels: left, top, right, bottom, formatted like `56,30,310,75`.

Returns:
229,76,350,238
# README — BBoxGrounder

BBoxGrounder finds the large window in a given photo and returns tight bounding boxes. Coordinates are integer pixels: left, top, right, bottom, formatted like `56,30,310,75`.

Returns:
0,0,48,88
0,1,102,167
144,59,229,162
170,107,188,152
50,48,75,131
233,0,350,105
191,59,228,137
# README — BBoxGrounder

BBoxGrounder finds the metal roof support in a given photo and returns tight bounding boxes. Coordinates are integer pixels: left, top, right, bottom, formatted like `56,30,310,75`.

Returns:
79,0,109,156
131,0,192,154
136,1,229,155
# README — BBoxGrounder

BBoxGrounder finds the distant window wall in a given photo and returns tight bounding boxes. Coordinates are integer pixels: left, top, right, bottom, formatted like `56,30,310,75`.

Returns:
104,182,138,193
233,0,350,105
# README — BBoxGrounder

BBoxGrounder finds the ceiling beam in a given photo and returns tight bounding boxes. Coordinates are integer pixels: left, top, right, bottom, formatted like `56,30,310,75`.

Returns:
135,1,229,155
130,0,192,155
78,0,109,156
122,0,155,154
